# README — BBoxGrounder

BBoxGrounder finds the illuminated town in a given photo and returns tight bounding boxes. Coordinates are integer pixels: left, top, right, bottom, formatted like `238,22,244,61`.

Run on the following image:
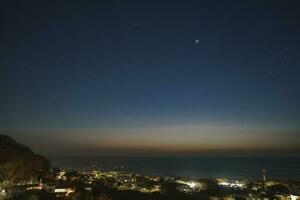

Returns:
1,167,300,200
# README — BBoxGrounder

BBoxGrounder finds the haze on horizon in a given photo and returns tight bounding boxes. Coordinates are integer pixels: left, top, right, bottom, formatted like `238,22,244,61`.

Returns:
1,1,300,157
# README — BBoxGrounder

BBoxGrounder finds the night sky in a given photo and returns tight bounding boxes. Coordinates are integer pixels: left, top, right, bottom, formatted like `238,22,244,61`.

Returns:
1,0,300,156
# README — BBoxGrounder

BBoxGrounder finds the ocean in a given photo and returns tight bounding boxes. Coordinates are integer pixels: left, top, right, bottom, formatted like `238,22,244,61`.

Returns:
50,156,300,180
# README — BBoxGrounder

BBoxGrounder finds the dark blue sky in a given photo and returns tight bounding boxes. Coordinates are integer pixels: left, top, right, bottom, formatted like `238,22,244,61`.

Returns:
1,0,300,155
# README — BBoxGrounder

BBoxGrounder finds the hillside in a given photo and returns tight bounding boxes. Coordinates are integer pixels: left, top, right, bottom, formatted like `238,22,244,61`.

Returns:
0,135,50,183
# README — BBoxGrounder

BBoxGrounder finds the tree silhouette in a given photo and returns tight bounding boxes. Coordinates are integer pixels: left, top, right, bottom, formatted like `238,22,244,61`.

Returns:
0,135,50,184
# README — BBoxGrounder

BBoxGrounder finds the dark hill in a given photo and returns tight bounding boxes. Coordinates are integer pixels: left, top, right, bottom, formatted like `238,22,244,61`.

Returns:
0,135,50,183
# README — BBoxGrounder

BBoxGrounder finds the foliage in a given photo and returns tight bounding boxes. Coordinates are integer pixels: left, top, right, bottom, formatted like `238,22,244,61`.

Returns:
0,135,50,184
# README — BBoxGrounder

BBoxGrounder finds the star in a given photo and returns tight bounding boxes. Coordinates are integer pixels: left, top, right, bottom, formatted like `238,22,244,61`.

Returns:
195,39,199,44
